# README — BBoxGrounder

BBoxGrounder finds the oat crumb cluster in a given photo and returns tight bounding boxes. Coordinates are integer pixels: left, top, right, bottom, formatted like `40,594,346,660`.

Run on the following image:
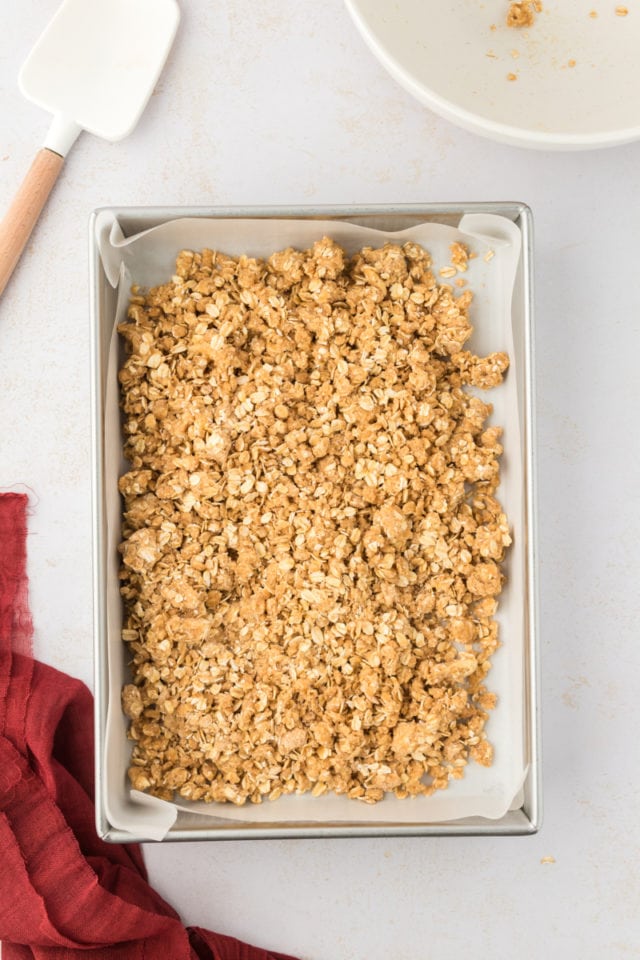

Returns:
506,2,627,27
118,236,511,806
506,1,543,28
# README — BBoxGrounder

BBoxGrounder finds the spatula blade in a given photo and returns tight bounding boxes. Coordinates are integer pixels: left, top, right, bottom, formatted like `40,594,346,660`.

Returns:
19,0,180,142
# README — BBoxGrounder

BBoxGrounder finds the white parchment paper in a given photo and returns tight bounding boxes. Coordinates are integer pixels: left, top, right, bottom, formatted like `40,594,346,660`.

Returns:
97,213,526,839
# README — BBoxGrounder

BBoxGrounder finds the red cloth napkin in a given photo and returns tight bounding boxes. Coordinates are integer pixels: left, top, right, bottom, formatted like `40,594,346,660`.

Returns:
0,493,298,960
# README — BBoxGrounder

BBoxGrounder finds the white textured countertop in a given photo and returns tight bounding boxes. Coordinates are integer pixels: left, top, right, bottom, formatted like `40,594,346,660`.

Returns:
1,2,639,957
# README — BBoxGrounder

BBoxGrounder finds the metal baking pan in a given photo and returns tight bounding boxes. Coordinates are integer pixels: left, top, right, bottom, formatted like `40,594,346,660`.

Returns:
90,203,540,841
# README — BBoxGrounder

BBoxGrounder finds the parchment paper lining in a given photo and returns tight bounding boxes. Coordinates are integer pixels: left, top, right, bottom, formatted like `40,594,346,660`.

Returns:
97,214,526,840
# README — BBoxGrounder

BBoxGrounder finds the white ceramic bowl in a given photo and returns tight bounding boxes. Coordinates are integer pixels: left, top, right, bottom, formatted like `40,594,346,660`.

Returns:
345,0,640,150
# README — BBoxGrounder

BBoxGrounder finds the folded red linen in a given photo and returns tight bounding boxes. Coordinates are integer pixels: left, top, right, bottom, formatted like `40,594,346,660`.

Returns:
0,493,298,960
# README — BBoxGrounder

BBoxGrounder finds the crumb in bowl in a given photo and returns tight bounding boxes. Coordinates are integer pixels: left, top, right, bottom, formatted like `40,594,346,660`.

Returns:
506,1,543,28
118,237,511,806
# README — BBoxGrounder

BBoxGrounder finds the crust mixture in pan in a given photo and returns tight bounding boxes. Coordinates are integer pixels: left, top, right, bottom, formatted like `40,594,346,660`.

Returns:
118,237,510,805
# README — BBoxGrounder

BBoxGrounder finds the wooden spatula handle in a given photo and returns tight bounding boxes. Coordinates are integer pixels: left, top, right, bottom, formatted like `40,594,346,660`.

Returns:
0,148,65,298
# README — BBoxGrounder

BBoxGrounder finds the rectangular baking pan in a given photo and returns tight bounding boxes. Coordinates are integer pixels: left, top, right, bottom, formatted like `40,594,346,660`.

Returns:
90,203,540,841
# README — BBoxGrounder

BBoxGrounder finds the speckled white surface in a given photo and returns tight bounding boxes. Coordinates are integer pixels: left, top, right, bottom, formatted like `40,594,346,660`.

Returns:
1,2,639,958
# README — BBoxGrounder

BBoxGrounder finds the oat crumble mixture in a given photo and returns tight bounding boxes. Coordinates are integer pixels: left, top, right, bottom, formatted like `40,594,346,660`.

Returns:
118,236,511,806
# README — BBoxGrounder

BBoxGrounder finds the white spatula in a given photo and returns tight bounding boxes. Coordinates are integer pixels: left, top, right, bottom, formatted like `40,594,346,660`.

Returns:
0,0,180,297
